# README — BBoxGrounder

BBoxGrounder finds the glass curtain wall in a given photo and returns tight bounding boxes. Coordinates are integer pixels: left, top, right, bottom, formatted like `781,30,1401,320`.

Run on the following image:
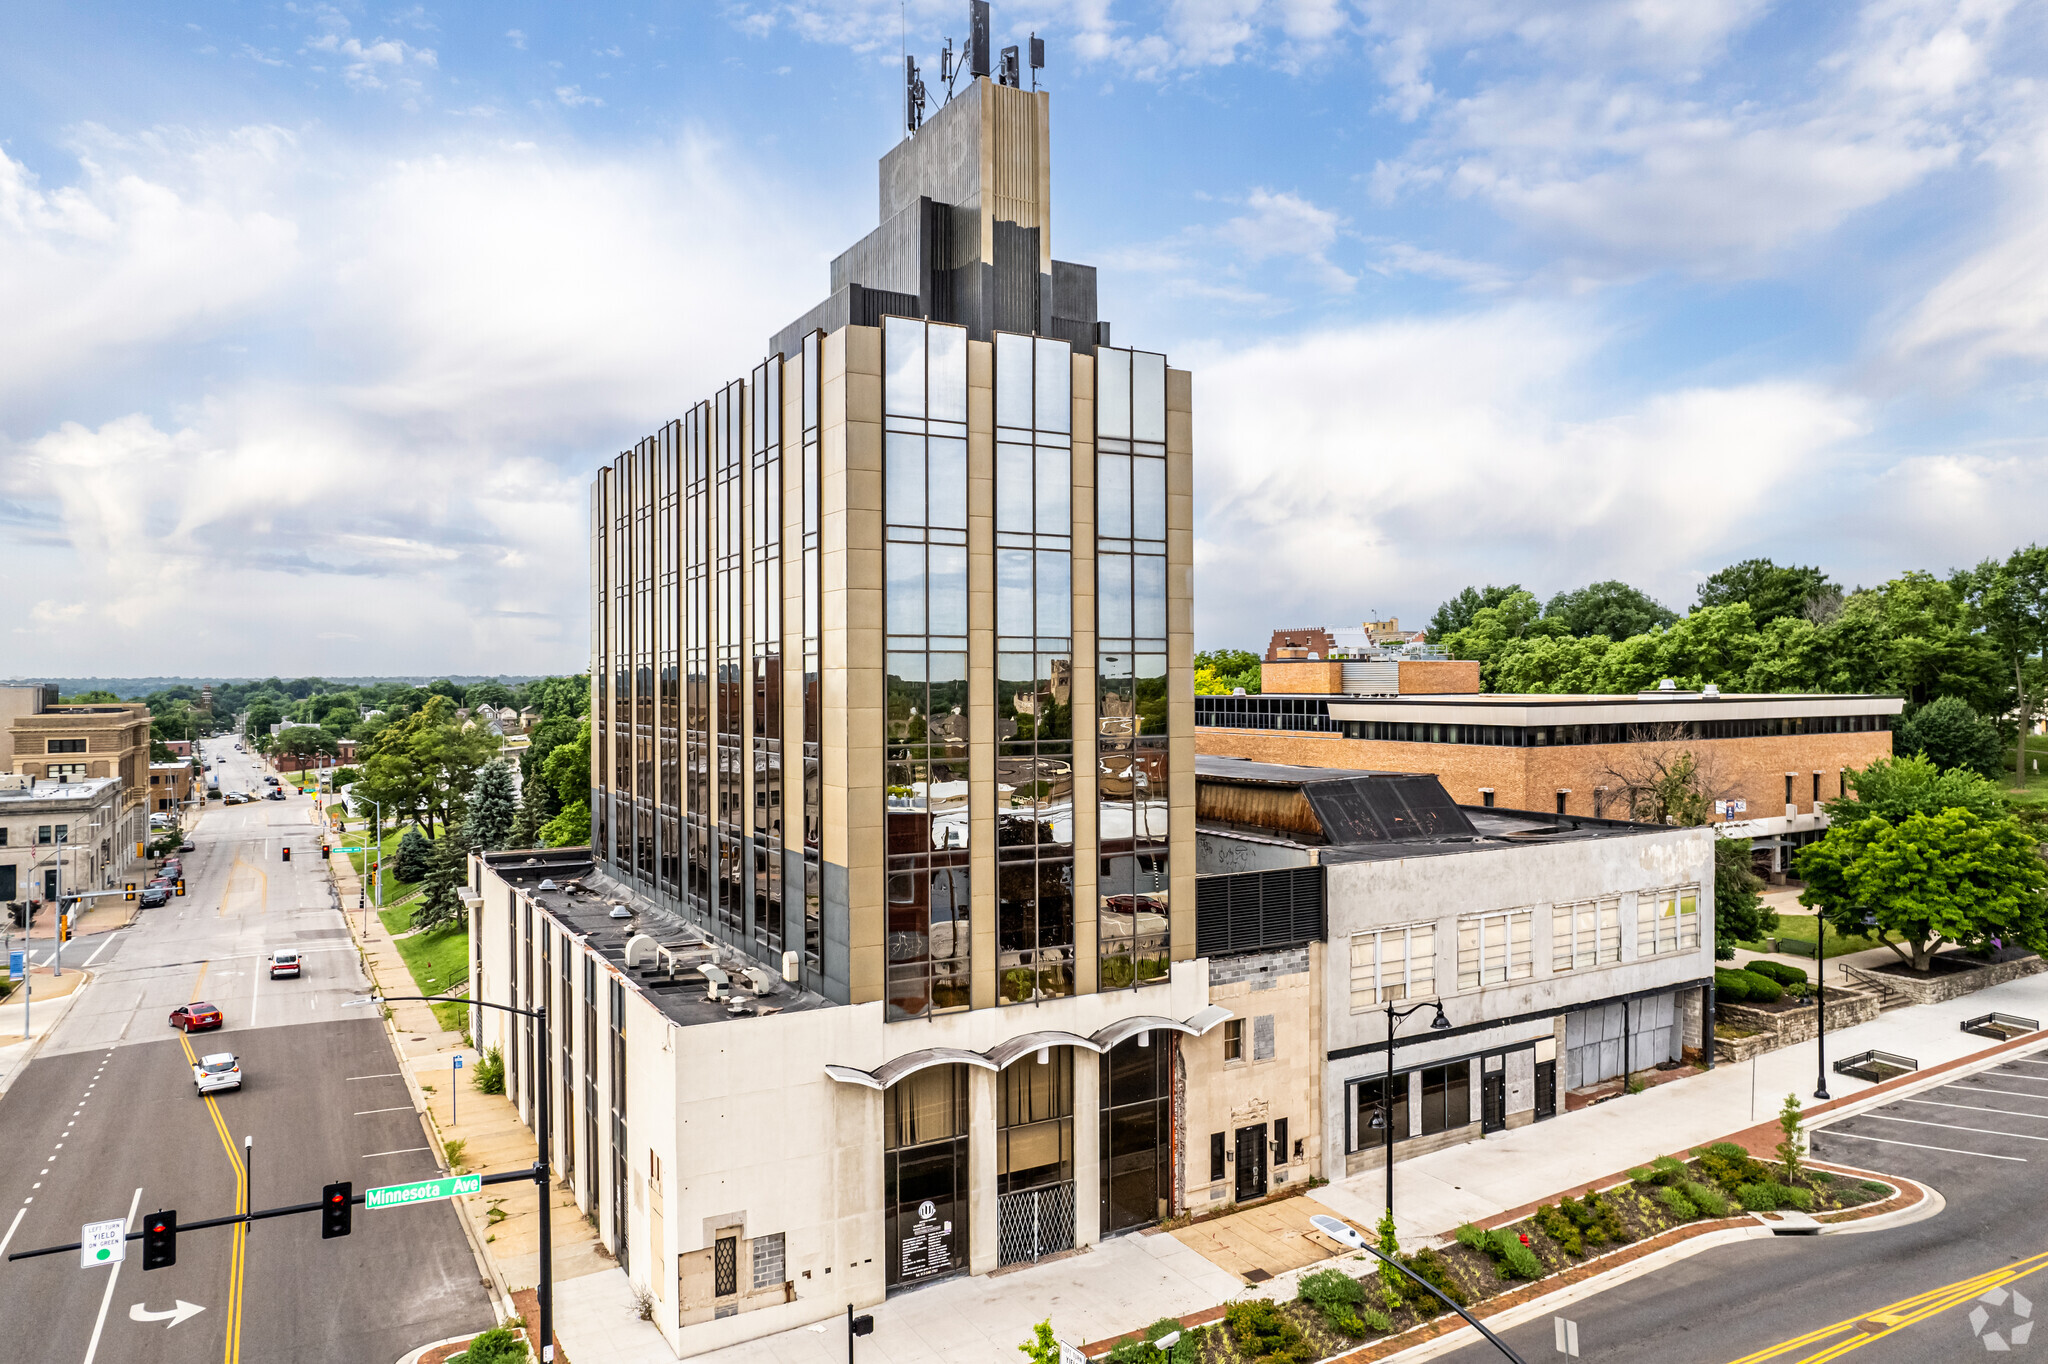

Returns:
883,316,972,1022
884,1066,969,1287
609,977,630,1272
715,382,746,941
684,405,712,918
590,473,609,862
657,421,681,894
750,360,785,957
1095,348,1171,989
634,438,655,881
799,333,824,975
610,453,632,867
582,955,598,1209
994,331,1077,1005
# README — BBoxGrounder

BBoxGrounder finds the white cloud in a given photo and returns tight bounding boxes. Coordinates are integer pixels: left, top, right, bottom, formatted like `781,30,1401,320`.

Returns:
1214,187,1355,291
506,29,527,49
0,125,834,673
555,85,604,108
1189,307,1870,644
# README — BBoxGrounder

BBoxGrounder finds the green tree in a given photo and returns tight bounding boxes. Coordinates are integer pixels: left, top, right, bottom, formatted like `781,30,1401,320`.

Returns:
464,680,514,711
1440,589,1564,689
426,679,463,701
508,775,543,851
413,818,477,932
1796,808,2048,971
1696,559,1837,627
1896,696,2004,777
1543,581,1678,640
1428,584,1524,641
1374,1209,1403,1298
1714,838,1774,959
467,761,518,850
245,698,283,737
536,717,592,847
1827,754,2007,826
60,689,123,703
392,826,433,882
1194,647,1262,695
1776,1095,1805,1184
1961,545,2048,784
1017,1321,1060,1364
273,727,341,762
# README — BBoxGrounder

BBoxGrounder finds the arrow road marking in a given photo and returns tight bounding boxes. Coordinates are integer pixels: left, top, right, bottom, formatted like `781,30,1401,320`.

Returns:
128,1301,207,1328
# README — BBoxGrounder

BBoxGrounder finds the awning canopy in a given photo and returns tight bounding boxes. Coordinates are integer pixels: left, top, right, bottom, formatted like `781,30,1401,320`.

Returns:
826,1007,1235,1088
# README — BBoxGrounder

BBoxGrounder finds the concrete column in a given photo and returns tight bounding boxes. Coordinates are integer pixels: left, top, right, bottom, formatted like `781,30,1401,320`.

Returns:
1073,1050,1101,1247
969,1064,1000,1275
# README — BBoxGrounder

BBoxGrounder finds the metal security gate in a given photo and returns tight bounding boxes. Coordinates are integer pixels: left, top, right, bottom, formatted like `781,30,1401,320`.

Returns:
998,1182,1076,1266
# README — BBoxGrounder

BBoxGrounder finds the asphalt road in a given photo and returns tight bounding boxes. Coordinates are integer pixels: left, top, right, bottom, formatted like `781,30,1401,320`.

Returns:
0,737,493,1364
1437,1050,2048,1363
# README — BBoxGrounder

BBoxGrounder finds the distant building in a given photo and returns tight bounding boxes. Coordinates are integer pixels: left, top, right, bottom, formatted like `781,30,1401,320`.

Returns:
148,760,197,812
0,774,133,904
6,696,151,866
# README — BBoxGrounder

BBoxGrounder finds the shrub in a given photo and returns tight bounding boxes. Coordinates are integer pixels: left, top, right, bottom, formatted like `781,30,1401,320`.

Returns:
1861,1181,1892,1194
1225,1299,1311,1364
1781,1185,1815,1212
1737,1183,1779,1212
1812,1170,1836,1184
1299,1268,1367,1334
1713,968,1752,1003
1695,1142,1763,1189
1657,1186,1696,1220
1535,1203,1582,1256
1627,1166,1657,1187
1490,1230,1541,1279
1401,1248,1468,1309
1359,1307,1393,1334
1683,1182,1731,1217
452,1325,528,1364
1454,1223,1489,1253
1738,971,1784,1003
472,1047,506,1096
1746,961,1809,986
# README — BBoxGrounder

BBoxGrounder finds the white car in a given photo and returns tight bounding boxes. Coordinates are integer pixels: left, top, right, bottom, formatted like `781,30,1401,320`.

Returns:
193,1053,241,1095
269,950,301,979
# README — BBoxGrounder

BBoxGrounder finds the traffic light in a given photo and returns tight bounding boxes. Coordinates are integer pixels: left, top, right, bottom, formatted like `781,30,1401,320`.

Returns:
58,915,70,943
174,879,186,897
321,1182,352,1239
321,845,331,861
282,846,292,863
142,1211,177,1270
125,883,136,903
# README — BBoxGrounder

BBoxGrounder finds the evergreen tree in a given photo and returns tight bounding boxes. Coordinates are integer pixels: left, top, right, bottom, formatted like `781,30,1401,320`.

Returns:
467,760,517,850
509,773,544,850
392,825,432,882
413,818,476,932
1897,695,2004,777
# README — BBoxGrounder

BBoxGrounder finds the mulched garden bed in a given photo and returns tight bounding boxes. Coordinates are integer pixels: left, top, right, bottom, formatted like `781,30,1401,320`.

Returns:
1868,945,2039,978
1090,1150,1894,1364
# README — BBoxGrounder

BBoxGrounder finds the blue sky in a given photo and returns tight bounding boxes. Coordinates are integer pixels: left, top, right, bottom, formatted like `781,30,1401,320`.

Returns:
3,1,2044,675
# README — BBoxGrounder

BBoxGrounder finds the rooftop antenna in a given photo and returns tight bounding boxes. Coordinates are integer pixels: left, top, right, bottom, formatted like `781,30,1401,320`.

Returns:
999,43,1020,87
1029,32,1044,90
968,0,991,79
904,54,927,135
939,36,958,102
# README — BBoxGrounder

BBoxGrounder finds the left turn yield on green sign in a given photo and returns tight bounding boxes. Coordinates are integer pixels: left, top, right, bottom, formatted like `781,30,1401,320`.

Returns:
81,1219,127,1268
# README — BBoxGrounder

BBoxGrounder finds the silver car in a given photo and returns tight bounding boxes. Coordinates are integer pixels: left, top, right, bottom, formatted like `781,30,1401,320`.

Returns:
193,1053,242,1095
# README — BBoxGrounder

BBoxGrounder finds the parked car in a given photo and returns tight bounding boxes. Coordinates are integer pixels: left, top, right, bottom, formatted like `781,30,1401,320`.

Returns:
264,776,281,787
139,886,170,908
224,792,250,805
178,841,196,852
169,1002,223,1032
269,950,302,979
192,1053,241,1095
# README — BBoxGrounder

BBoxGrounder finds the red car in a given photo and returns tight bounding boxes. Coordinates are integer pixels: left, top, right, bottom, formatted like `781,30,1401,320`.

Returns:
170,1002,223,1032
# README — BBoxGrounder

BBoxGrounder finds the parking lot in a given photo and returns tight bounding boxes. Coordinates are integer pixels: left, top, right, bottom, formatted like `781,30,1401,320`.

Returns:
1812,1051,2048,1169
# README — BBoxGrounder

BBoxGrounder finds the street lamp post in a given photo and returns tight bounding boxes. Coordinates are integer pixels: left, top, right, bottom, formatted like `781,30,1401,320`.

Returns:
1814,915,1831,1101
1369,999,1452,1218
371,991,553,1362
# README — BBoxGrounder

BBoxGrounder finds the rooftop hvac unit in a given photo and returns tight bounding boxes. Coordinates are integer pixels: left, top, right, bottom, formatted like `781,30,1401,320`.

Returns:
1340,660,1399,696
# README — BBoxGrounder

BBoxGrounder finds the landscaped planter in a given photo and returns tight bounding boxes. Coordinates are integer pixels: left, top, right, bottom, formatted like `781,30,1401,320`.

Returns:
1843,951,2044,1006
1713,988,1882,1063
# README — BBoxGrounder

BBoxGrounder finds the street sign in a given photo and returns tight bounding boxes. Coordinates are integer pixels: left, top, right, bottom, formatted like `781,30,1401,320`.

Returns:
7,950,21,979
81,1218,127,1268
364,1173,482,1210
453,1055,465,1069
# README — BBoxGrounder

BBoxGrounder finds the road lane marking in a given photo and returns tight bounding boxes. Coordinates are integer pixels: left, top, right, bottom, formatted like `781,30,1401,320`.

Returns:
1814,1128,2025,1160
80,936,114,969
353,1106,414,1116
1725,1251,2048,1363
1901,1097,2048,1121
0,1207,23,1258
347,1073,402,1080
80,1186,143,1364
362,1146,433,1158
1858,1113,2048,1142
189,961,210,1003
178,1033,245,1364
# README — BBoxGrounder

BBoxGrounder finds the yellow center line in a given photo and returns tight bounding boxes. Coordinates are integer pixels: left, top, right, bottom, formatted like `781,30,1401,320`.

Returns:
178,1031,246,1364
189,961,210,1003
1725,1251,2048,1364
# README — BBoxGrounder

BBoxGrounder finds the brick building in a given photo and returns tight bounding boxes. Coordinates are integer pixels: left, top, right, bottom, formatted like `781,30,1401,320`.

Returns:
6,695,152,868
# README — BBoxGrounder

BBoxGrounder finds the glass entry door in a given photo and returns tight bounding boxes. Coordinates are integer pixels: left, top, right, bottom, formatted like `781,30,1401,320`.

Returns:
1100,1034,1172,1235
886,1066,969,1289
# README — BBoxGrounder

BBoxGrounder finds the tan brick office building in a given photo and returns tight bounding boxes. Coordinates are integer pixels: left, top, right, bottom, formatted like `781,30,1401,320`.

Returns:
6,693,151,872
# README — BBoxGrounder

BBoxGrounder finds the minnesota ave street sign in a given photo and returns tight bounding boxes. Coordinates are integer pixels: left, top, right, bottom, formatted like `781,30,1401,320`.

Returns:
364,1173,483,1211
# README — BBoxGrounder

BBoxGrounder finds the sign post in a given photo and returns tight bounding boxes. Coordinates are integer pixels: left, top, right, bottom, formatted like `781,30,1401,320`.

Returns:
453,1052,464,1126
81,1219,128,1268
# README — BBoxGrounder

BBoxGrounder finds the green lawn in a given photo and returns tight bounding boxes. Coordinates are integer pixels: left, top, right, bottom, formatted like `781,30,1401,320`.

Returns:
340,827,429,906
389,920,471,1033
1738,911,1884,959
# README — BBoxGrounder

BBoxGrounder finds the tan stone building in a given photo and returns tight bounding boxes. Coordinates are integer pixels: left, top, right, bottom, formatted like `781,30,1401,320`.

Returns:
6,693,151,868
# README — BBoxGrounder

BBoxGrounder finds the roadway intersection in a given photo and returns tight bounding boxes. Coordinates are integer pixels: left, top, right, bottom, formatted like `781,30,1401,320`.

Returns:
0,738,493,1364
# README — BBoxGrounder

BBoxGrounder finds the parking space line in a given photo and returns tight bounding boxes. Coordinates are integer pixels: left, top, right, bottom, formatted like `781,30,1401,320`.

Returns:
353,1106,414,1116
1964,1071,2048,1082
1816,1128,2026,1160
1901,1097,2048,1121
1945,1085,2048,1101
361,1146,431,1159
1859,1113,2048,1142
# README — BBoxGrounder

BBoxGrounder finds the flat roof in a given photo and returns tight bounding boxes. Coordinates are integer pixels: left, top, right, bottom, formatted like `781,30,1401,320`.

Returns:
1320,693,1904,725
0,777,120,803
484,850,837,1030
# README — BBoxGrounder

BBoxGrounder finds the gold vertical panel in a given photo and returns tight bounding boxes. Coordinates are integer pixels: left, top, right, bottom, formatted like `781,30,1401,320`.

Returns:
1069,353,1099,995
840,325,887,1004
820,332,849,869
967,338,998,1010
985,83,1053,272
1165,366,1196,962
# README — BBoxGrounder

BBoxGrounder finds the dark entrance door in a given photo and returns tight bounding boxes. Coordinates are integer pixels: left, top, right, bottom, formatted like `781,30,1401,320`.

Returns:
1101,1035,1172,1235
1534,1060,1557,1120
1234,1123,1268,1202
1481,1070,1507,1133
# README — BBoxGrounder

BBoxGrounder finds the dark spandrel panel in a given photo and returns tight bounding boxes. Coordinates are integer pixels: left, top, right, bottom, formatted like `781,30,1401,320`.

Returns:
1304,775,1476,846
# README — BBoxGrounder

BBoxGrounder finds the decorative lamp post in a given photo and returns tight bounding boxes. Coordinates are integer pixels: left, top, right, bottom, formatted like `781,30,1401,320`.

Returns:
1369,999,1452,1218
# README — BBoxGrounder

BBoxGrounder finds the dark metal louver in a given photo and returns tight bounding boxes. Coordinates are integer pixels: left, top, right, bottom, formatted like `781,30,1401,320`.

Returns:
1196,866,1323,957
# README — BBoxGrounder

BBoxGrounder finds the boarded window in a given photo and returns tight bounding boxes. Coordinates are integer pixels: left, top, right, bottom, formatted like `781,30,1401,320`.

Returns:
1252,1014,1276,1061
751,1232,785,1290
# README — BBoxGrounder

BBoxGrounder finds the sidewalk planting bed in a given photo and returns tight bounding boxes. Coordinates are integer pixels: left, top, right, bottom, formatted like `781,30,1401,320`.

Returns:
1093,1149,1895,1364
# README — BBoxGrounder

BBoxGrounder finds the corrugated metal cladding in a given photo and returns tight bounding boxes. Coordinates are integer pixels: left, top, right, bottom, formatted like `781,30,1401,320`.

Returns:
992,222,1041,334
1196,866,1324,957
1340,660,1399,695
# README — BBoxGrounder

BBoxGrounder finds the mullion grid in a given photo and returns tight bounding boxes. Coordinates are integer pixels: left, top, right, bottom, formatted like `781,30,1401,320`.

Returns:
750,359,784,957
994,331,1077,1004
800,333,824,972
714,381,747,944
883,316,971,1022
684,404,712,920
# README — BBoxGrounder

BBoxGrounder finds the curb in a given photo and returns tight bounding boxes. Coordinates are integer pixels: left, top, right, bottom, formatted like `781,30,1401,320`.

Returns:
0,968,95,1098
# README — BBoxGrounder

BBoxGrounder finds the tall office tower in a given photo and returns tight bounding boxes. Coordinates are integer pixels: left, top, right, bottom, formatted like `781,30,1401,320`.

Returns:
591,74,1193,1023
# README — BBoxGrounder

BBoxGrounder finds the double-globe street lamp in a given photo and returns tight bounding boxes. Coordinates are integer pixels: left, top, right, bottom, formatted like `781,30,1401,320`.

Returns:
1367,998,1452,1218
361,991,556,1363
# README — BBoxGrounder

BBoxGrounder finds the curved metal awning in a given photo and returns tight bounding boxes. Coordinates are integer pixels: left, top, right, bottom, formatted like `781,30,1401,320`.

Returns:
1090,1005,1234,1053
984,1031,1105,1070
825,1047,1001,1090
